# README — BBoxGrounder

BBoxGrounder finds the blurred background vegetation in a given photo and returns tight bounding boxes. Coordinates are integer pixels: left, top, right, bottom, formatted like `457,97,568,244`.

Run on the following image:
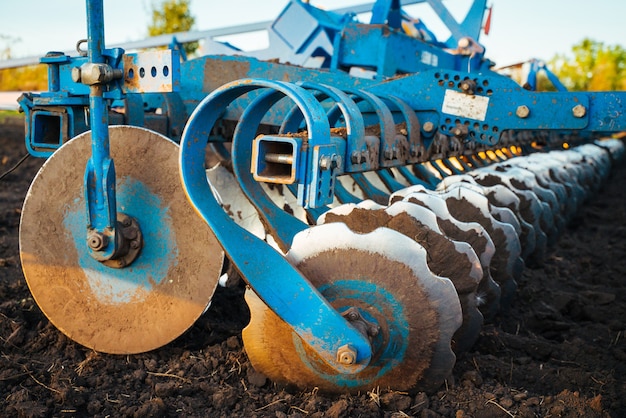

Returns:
0,1,624,92
0,0,196,92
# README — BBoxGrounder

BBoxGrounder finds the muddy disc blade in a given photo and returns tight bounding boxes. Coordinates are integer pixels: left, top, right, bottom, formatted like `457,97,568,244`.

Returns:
242,223,461,393
321,201,483,355
20,126,223,354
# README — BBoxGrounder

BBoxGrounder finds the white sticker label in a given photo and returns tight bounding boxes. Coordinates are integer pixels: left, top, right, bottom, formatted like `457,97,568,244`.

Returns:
441,89,489,121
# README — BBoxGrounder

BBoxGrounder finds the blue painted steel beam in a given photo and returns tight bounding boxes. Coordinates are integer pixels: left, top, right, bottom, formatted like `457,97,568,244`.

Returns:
84,0,118,260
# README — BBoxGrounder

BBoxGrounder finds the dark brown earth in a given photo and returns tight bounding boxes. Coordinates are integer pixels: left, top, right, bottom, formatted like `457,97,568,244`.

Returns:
1,114,625,417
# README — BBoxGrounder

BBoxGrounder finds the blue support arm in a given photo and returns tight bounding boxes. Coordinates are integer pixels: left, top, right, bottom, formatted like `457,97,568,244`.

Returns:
83,0,119,260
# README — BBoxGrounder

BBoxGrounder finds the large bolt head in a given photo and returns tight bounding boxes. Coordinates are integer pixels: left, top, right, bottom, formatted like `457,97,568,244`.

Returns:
572,104,587,118
423,121,435,133
516,105,530,118
71,67,82,83
90,64,106,83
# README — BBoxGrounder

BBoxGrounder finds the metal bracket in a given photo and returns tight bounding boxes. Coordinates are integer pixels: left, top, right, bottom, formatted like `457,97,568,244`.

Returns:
122,50,181,93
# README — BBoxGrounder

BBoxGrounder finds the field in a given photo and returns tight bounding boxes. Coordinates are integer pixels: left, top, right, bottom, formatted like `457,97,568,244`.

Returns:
1,114,625,417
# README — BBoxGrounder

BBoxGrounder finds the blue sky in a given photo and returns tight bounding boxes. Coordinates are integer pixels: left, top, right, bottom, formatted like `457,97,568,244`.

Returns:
1,0,625,68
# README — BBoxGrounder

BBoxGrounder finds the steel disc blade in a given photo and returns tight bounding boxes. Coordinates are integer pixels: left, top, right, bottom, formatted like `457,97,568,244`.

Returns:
20,126,223,354
242,223,461,393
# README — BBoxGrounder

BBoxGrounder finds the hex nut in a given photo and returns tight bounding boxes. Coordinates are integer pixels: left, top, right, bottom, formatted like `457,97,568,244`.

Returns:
516,105,530,118
336,344,357,365
87,231,107,251
572,104,587,118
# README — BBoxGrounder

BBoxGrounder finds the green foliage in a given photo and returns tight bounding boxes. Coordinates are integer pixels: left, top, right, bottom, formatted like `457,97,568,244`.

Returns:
0,65,47,91
148,0,198,57
550,38,626,91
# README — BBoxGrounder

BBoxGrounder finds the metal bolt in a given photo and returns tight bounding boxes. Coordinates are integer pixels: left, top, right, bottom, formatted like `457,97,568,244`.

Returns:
336,344,357,365
87,232,107,251
452,124,468,138
71,67,82,83
460,79,476,95
516,105,530,119
130,240,140,250
347,310,359,321
368,324,380,337
457,37,471,49
572,104,587,118
423,121,435,133
77,63,124,85
319,154,340,170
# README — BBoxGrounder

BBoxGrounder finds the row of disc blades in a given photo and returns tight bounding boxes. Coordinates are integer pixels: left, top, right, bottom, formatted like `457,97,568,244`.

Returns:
242,138,624,393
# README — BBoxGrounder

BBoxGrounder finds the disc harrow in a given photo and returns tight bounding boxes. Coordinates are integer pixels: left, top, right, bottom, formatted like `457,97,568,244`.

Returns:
13,0,626,394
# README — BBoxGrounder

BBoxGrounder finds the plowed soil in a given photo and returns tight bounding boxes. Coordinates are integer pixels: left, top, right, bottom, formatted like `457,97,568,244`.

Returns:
1,115,625,417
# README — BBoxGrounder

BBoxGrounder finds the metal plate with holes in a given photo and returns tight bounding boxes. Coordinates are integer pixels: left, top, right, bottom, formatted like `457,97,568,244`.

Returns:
122,50,180,93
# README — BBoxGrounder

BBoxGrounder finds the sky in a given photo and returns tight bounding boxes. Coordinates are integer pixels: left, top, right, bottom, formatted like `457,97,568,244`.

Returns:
1,0,626,68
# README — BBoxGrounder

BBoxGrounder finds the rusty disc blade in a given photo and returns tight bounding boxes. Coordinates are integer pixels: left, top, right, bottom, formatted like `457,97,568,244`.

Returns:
20,126,223,354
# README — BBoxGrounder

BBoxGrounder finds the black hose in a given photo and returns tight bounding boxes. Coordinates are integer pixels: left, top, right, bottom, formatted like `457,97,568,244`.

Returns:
0,153,30,181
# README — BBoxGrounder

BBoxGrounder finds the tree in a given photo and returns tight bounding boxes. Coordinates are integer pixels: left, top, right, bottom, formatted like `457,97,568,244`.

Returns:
0,66,47,91
550,38,626,91
148,0,198,58
0,35,47,91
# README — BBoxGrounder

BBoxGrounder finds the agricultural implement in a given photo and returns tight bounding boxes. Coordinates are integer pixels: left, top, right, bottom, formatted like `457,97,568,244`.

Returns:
16,0,626,393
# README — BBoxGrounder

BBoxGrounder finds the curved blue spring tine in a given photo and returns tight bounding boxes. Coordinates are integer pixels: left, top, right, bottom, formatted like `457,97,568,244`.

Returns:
280,82,371,222
343,88,399,168
285,82,372,174
377,169,408,192
232,88,310,252
396,165,435,190
440,158,465,175
350,172,390,205
180,78,372,373
457,156,474,171
413,163,442,188
302,82,371,173
368,94,422,193
378,93,423,164
279,93,320,134
333,178,362,204
428,160,449,178
278,91,332,223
